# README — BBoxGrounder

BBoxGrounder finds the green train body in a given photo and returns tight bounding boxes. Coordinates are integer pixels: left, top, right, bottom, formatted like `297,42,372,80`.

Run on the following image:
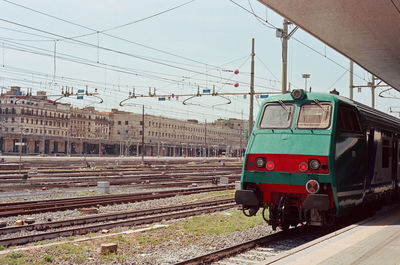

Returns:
235,89,400,230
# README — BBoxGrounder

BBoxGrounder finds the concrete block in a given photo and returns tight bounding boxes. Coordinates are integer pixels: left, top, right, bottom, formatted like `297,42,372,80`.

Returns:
219,177,229,185
97,181,110,194
235,181,241,190
100,243,117,255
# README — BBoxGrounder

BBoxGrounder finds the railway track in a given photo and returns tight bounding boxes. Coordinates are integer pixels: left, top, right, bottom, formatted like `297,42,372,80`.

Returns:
0,165,242,178
175,226,334,265
0,199,237,247
0,185,234,217
0,172,240,191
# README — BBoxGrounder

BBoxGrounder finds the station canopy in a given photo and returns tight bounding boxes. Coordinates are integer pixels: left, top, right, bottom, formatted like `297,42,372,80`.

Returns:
258,0,400,92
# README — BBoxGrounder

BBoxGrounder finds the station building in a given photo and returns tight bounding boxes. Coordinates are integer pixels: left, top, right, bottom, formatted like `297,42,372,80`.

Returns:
0,87,247,157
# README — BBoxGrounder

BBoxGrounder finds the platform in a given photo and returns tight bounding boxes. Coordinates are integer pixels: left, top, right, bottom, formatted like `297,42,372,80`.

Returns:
262,203,400,265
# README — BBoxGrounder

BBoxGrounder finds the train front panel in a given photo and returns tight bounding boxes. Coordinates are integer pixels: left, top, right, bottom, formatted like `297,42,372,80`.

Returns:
235,90,339,229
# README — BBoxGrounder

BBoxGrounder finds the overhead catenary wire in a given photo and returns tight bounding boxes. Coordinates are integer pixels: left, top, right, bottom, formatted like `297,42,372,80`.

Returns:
230,0,370,84
0,0,226,70
0,22,275,92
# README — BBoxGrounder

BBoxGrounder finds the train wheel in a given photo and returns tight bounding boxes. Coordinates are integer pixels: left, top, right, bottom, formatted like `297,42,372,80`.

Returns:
323,210,336,227
280,222,289,231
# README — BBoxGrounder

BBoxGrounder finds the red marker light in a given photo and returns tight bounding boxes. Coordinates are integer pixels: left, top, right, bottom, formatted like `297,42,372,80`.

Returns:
299,162,308,172
234,69,239,75
266,161,275,170
234,83,239,88
171,93,175,98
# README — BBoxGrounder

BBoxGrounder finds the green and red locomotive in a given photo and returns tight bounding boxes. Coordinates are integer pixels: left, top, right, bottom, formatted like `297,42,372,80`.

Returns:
235,89,400,230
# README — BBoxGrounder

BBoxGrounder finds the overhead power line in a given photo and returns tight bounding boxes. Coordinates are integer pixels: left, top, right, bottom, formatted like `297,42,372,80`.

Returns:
1,0,225,69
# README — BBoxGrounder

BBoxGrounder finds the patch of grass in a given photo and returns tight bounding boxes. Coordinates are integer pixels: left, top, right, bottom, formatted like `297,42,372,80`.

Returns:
39,240,51,245
113,234,127,243
0,245,7,250
185,190,235,203
171,209,265,236
0,250,32,265
101,253,128,263
49,243,92,263
50,243,88,255
136,234,159,245
43,254,53,263
8,251,24,259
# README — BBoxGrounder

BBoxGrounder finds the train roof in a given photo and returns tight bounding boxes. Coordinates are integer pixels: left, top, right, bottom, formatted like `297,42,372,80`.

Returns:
333,94,400,132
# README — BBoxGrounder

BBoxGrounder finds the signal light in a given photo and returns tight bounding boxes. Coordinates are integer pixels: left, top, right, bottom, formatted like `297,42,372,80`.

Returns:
234,69,239,75
299,162,308,172
234,83,239,88
266,161,275,170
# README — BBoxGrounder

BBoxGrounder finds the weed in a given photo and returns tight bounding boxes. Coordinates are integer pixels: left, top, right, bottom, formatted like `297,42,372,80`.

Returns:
8,251,23,259
44,254,53,263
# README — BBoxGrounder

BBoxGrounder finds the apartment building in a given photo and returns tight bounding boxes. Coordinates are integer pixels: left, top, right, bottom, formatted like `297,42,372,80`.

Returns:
0,87,247,156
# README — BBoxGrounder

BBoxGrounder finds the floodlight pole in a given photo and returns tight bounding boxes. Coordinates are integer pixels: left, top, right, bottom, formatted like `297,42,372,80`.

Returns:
141,105,145,163
349,60,354,100
249,38,255,140
19,129,22,175
282,19,289,94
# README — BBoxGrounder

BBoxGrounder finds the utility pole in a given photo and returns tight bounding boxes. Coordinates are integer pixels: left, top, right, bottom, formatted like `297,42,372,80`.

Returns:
141,105,144,163
19,128,22,175
204,120,207,158
282,19,289,94
371,76,376,109
66,119,70,156
349,60,354,100
98,129,101,157
249,38,255,140
239,110,243,160
42,117,45,156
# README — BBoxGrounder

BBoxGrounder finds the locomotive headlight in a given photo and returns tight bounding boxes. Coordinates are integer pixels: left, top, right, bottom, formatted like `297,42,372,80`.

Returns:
255,157,266,168
291,89,305,100
309,159,320,170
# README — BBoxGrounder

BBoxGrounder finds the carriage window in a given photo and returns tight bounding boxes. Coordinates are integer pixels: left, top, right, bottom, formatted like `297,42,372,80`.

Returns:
382,139,390,168
259,103,294,129
297,103,332,129
337,106,362,134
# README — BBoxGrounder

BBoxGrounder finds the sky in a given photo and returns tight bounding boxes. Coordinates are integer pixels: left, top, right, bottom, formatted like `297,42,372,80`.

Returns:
0,0,399,121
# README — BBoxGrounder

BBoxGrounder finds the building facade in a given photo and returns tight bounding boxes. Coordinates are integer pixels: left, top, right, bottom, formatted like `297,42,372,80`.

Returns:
0,87,247,157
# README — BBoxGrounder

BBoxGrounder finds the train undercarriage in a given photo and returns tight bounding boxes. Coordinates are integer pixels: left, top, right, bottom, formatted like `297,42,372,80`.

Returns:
237,189,335,230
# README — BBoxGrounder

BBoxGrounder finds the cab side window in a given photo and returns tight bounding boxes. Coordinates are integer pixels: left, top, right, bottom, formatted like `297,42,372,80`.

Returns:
337,105,362,134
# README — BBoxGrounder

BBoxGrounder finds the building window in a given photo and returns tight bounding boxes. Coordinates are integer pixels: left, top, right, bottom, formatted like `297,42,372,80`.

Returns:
118,121,121,125
125,121,128,125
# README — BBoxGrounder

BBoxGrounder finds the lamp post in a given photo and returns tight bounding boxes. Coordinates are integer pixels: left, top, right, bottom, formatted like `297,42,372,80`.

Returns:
18,126,27,176
302,74,311,92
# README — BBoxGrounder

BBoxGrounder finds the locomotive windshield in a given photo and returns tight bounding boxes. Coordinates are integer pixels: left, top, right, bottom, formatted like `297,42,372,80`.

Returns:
259,103,294,128
297,103,332,129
